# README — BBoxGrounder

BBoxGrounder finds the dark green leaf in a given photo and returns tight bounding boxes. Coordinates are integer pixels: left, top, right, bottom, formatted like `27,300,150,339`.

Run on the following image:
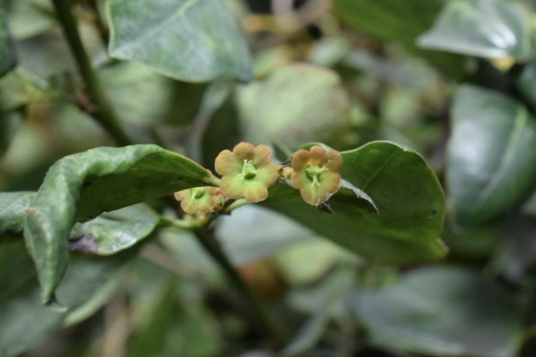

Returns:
0,241,131,357
353,266,521,357
418,0,530,59
263,141,447,265
69,204,160,256
332,0,466,77
339,179,378,214
517,61,536,108
0,0,16,77
493,215,536,283
447,85,536,227
237,64,349,148
24,144,216,304
107,0,252,82
0,191,35,234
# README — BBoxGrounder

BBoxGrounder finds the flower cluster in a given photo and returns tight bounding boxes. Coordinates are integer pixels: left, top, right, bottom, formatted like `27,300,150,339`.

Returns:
174,142,344,214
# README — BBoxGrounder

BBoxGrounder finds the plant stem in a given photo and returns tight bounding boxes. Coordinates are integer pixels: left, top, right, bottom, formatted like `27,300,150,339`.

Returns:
52,0,132,146
194,228,289,346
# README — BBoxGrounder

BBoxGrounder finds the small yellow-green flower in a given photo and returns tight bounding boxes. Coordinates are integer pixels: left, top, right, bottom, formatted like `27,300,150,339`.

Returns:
174,187,225,214
291,146,343,206
215,142,279,202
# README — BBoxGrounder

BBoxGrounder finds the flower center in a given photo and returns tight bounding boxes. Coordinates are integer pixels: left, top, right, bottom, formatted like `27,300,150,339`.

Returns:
192,188,206,199
305,165,327,186
240,160,258,180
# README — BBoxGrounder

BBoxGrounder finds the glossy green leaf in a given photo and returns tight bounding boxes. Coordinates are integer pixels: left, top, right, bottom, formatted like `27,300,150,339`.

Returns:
69,204,160,256
0,191,35,234
0,241,131,357
418,0,530,60
332,0,466,77
237,64,349,148
0,0,16,77
24,144,216,304
107,0,252,82
263,141,447,265
447,85,536,227
353,266,521,357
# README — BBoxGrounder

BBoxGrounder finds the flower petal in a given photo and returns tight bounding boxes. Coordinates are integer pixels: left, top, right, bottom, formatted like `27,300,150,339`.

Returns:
252,145,273,166
299,184,324,206
291,170,310,189
325,151,343,171
256,164,279,187
233,142,256,161
309,146,327,165
220,175,244,199
215,150,242,176
320,171,341,194
243,181,269,202
291,149,311,172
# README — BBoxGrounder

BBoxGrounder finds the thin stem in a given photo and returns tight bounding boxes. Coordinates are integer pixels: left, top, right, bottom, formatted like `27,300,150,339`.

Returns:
224,198,249,213
194,229,289,346
52,0,132,146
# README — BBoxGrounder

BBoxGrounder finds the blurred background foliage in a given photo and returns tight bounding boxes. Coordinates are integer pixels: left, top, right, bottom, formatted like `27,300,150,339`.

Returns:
2,0,536,356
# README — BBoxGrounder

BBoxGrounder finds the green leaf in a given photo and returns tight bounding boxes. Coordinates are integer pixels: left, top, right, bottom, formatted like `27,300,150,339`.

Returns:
237,64,350,148
7,0,55,40
418,0,530,60
353,266,521,357
0,0,16,77
69,204,160,256
107,0,252,82
517,61,536,108
0,191,35,234
128,279,222,357
24,144,216,304
447,85,536,227
493,215,536,283
263,141,447,265
99,62,207,127
332,0,466,77
0,241,131,357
